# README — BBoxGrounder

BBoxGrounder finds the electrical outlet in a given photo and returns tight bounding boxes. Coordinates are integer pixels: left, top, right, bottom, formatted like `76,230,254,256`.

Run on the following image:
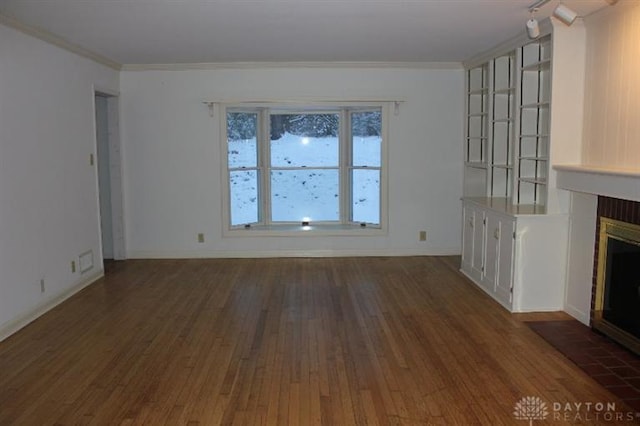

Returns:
71,260,76,273
40,279,45,293
197,233,205,243
419,230,427,241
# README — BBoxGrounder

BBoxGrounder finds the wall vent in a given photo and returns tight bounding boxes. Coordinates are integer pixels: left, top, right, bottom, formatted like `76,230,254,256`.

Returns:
79,250,94,274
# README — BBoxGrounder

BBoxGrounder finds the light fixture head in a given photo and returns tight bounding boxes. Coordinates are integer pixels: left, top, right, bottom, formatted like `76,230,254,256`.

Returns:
527,18,540,39
553,3,578,25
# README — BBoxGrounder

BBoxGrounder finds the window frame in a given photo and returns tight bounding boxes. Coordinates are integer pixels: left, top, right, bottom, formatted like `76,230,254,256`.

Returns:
221,102,389,237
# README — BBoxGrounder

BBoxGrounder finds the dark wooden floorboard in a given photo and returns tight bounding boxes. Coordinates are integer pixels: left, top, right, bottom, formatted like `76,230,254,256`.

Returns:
0,257,631,424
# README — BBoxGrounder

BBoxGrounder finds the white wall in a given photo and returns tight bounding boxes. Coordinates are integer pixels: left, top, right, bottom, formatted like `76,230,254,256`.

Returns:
121,67,464,257
547,18,586,214
564,192,597,325
582,1,640,168
562,1,640,325
0,24,119,338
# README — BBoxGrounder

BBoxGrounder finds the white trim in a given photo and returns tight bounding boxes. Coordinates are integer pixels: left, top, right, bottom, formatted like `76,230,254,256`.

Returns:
126,248,461,259
554,164,640,202
379,104,390,232
0,13,121,70
106,96,127,260
584,0,639,23
92,89,127,260
0,270,104,342
223,226,386,238
122,61,463,72
564,304,590,326
220,103,389,234
94,86,120,98
219,103,232,232
554,164,640,178
207,99,405,107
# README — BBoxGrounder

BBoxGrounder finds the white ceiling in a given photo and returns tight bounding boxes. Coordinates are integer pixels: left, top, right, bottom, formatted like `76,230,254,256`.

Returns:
0,0,610,65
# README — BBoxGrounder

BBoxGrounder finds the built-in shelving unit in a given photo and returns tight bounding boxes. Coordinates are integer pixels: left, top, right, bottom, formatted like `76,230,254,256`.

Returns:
460,21,586,313
464,64,489,195
517,35,551,207
463,34,553,210
490,52,516,199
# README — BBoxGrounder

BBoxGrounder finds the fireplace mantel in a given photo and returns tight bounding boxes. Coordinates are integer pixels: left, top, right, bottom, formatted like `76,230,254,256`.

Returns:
554,164,640,202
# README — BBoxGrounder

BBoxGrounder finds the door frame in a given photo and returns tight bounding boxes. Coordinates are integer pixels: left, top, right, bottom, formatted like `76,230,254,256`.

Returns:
93,86,126,261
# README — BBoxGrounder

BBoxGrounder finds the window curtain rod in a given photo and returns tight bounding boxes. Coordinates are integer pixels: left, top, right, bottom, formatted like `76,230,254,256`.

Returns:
202,99,405,117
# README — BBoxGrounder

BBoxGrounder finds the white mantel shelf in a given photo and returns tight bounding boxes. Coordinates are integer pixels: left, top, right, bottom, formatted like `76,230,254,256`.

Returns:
554,164,640,202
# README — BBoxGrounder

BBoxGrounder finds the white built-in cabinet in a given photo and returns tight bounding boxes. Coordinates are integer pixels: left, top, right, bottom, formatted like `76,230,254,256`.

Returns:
461,198,567,311
460,21,585,312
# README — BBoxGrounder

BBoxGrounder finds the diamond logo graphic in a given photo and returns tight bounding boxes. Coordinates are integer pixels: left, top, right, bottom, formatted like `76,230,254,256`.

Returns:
514,396,549,425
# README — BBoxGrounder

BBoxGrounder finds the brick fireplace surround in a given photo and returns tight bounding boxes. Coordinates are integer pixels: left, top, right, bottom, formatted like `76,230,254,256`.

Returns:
528,196,640,412
591,197,640,322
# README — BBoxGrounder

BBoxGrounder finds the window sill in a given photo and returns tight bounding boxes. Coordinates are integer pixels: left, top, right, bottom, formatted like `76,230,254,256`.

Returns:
223,223,386,238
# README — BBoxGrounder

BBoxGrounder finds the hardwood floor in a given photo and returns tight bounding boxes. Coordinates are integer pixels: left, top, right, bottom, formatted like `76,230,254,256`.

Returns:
0,257,632,425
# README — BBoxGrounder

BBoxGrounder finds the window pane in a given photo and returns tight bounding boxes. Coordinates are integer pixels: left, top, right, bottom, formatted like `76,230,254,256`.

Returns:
270,114,339,167
271,170,339,222
352,111,382,167
352,169,380,225
227,112,257,168
230,170,259,225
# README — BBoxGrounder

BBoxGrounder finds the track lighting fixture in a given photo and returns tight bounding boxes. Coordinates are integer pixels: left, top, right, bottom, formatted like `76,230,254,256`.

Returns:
525,0,617,39
526,16,540,39
525,0,549,39
553,3,578,26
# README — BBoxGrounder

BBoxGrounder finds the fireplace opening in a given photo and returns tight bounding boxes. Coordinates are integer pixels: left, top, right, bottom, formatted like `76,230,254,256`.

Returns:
594,217,640,355
602,237,640,337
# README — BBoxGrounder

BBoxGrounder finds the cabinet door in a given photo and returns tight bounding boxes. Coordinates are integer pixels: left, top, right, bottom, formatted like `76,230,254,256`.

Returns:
471,207,485,280
495,217,515,307
483,214,500,292
483,213,515,308
461,204,475,272
461,203,485,282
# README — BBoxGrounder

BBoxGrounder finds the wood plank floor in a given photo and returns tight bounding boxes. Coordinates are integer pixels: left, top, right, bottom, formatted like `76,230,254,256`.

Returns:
0,257,632,425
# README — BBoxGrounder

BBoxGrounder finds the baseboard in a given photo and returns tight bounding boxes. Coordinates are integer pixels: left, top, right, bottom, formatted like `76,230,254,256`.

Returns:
0,269,105,342
564,304,590,326
126,248,461,259
512,305,565,314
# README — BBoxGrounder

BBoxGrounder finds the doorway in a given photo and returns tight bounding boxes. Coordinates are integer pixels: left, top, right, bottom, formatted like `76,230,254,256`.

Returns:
94,91,125,261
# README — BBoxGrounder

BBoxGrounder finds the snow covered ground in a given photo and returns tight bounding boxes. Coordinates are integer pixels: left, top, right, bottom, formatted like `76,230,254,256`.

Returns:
229,132,380,225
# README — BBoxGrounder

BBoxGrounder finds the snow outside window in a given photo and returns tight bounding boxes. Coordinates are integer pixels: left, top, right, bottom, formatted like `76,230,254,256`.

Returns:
224,104,386,233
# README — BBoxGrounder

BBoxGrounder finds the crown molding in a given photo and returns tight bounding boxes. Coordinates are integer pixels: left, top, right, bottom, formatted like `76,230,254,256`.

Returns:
584,0,637,22
121,61,463,72
0,13,121,71
0,12,465,73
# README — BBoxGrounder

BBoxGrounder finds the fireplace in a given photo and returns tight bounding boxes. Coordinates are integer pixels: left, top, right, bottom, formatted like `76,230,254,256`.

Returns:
592,198,640,355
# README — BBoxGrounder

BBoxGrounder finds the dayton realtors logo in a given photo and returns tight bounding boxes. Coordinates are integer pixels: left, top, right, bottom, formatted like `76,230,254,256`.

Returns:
514,396,640,423
513,396,549,425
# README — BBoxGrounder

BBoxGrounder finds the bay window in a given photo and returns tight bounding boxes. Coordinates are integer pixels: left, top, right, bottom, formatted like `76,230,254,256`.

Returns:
223,103,386,234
